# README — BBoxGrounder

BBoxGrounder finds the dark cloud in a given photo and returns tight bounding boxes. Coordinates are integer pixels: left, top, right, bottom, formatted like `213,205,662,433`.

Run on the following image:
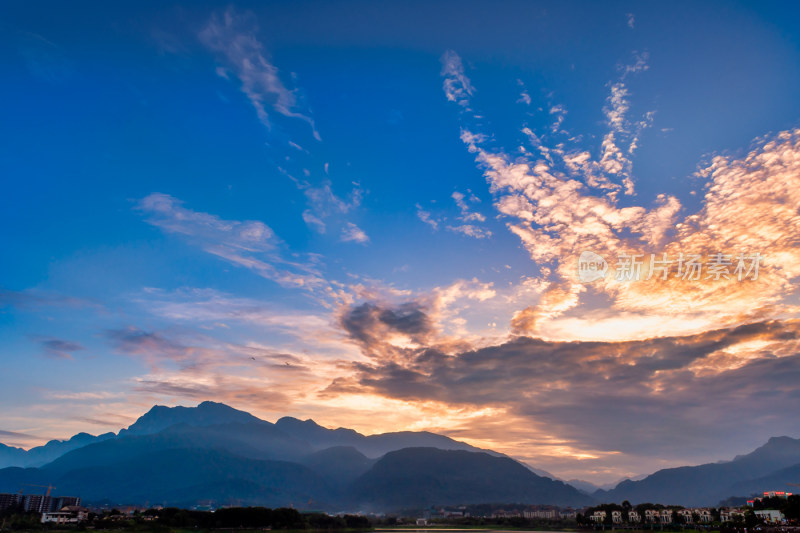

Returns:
134,378,289,410
0,429,41,440
238,346,309,371
134,379,214,398
0,289,98,311
340,301,433,349
106,327,187,357
105,327,210,370
74,415,134,428
327,319,800,464
106,327,309,411
35,337,84,359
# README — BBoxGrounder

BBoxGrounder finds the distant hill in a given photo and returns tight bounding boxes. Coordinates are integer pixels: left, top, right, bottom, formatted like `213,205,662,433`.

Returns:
568,475,648,494
274,415,504,458
726,462,800,498
596,436,800,506
567,479,601,494
0,401,590,510
297,446,375,488
38,448,334,508
0,432,115,468
349,447,592,511
524,465,559,480
0,444,25,468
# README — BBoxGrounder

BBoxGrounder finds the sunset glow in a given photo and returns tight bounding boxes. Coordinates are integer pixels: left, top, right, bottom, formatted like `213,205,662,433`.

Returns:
2,1,800,486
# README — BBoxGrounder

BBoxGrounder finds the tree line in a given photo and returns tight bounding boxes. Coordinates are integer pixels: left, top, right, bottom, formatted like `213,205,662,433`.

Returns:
0,506,372,531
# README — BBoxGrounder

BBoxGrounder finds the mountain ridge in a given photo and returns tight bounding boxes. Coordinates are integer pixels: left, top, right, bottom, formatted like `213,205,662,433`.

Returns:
594,435,800,506
0,402,590,510
0,401,500,467
3,402,799,509
349,447,591,510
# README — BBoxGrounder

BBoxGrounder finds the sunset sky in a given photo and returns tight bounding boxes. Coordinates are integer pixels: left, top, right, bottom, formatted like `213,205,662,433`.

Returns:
2,1,800,484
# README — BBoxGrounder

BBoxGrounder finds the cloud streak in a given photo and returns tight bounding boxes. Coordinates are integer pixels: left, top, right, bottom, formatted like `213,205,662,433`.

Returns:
137,193,325,289
340,222,370,244
36,337,84,359
200,8,321,140
441,50,474,108
200,8,372,246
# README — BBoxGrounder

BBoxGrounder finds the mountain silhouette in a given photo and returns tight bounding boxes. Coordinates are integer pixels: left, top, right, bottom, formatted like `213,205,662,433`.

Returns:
0,401,589,510
0,432,115,468
4,402,796,509
596,436,800,506
349,447,592,511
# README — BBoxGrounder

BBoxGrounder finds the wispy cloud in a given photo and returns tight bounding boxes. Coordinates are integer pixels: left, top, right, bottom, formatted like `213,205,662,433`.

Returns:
302,209,327,233
200,8,373,246
199,8,321,140
34,337,84,359
302,181,361,217
0,289,100,311
445,191,492,239
17,32,73,84
441,50,474,108
549,104,567,134
0,428,43,441
45,391,126,401
341,222,370,244
137,287,331,332
133,374,291,410
106,326,213,371
446,224,492,239
138,193,277,252
416,204,439,230
416,190,492,239
137,193,324,289
452,191,485,222
285,172,365,238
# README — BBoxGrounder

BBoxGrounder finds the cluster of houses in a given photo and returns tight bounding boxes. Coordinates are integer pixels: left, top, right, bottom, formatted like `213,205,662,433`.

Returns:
492,507,577,520
589,507,786,525
415,505,578,524
590,508,715,525
419,499,790,527
587,490,795,526
41,506,91,525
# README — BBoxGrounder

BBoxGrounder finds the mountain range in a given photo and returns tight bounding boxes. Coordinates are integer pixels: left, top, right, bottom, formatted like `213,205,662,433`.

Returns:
0,401,589,510
2,402,799,510
593,436,800,506
0,432,116,469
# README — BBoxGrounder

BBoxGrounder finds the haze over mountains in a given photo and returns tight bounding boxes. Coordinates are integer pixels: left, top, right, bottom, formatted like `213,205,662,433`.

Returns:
0,432,116,469
595,436,800,506
1,402,799,510
0,402,588,510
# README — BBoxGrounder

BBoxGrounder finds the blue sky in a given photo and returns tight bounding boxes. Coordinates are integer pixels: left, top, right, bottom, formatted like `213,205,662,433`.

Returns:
2,0,800,482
